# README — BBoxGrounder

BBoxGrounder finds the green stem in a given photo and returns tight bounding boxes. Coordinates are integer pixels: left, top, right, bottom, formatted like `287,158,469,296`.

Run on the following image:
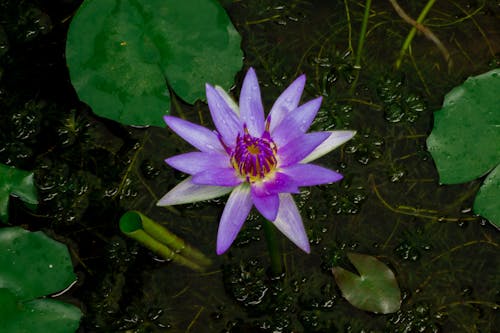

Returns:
119,211,212,271
349,0,372,94
395,0,437,69
263,220,282,276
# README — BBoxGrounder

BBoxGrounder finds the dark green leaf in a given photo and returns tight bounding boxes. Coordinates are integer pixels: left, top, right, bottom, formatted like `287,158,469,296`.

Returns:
426,69,500,227
66,0,243,127
473,165,500,228
0,289,81,333
0,163,38,223
0,227,76,301
332,253,401,314
0,227,81,332
0,288,19,320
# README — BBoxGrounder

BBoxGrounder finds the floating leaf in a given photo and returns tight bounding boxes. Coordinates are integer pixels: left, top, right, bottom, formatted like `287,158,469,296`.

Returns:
473,165,499,228
332,252,401,314
0,289,82,333
66,0,243,127
0,227,76,300
0,227,82,332
427,69,500,227
427,69,500,183
0,163,38,223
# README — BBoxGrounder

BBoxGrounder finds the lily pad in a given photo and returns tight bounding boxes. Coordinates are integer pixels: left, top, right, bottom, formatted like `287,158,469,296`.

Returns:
0,163,38,223
0,227,82,332
332,252,401,314
473,164,499,228
0,289,82,333
427,69,500,227
0,227,76,300
66,0,243,127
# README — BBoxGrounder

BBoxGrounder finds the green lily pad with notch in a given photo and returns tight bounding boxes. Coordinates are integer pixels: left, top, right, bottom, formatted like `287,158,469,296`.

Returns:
66,0,243,127
0,227,81,332
0,163,38,223
332,252,401,314
426,69,500,228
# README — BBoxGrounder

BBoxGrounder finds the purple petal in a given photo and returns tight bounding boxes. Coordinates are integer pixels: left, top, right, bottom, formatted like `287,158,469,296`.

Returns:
268,74,306,131
192,168,242,187
217,185,253,254
252,172,299,196
239,68,265,137
278,132,330,167
157,176,232,206
272,193,310,253
165,152,229,175
251,191,279,221
281,164,343,186
271,97,323,147
301,130,356,163
164,116,223,153
206,84,242,144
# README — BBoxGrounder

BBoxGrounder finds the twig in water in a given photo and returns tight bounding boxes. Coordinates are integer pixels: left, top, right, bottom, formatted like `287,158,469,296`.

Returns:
369,174,478,223
389,0,452,70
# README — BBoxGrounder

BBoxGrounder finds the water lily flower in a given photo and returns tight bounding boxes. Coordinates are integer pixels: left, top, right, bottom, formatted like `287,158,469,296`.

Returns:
157,68,355,255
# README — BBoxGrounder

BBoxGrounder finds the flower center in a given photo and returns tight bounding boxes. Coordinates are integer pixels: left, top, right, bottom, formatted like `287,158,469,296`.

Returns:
231,126,277,182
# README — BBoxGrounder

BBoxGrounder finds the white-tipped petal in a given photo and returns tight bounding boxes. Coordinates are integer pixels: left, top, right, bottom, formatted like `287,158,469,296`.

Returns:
272,193,310,253
215,85,239,115
279,132,330,167
301,130,356,163
157,176,233,206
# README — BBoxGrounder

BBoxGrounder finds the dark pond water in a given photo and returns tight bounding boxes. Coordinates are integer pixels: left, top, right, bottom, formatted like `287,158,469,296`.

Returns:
1,0,499,332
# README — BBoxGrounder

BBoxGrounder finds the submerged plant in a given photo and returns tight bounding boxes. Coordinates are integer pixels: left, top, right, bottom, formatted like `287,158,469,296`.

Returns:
157,68,355,254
